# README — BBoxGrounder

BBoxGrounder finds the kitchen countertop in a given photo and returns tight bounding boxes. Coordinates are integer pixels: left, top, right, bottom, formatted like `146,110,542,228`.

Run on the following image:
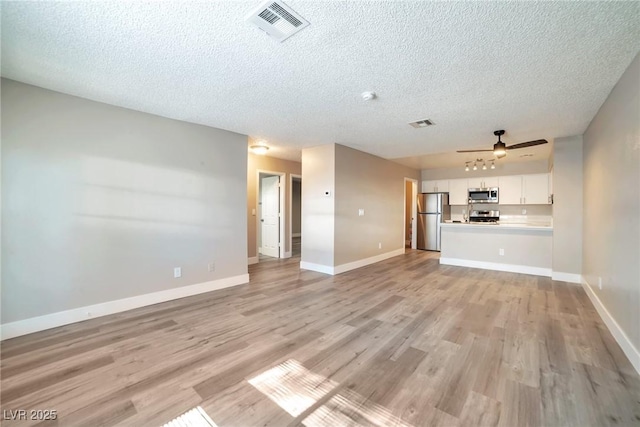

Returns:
442,221,553,231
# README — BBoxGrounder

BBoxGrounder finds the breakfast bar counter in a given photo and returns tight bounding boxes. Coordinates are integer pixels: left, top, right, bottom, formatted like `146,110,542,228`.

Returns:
439,221,553,277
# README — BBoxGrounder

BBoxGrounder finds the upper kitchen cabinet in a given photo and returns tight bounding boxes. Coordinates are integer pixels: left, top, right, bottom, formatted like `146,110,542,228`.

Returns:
467,177,499,188
498,173,551,205
422,180,449,193
522,173,550,204
448,178,469,205
499,175,523,204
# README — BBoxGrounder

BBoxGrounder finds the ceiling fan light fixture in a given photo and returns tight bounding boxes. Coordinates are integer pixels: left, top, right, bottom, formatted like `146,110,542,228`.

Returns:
493,141,507,158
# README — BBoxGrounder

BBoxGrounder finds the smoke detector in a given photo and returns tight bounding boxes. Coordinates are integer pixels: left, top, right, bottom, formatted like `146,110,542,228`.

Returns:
409,119,435,128
246,1,310,42
361,91,376,101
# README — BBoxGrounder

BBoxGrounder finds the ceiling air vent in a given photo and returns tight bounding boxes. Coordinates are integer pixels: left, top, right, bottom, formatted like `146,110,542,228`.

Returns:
409,119,435,128
246,0,310,42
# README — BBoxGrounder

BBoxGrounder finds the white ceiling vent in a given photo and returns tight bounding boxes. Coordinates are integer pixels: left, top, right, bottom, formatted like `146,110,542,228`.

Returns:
409,119,435,128
246,0,310,42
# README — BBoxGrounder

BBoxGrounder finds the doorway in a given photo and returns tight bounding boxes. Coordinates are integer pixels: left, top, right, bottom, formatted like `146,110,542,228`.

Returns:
258,170,286,259
404,178,418,250
290,174,302,258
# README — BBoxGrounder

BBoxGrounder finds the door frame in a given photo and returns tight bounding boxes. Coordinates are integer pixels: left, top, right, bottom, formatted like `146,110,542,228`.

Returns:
289,173,302,258
404,177,418,250
257,170,286,260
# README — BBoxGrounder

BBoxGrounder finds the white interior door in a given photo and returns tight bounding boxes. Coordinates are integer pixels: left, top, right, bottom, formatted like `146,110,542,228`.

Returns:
261,175,280,257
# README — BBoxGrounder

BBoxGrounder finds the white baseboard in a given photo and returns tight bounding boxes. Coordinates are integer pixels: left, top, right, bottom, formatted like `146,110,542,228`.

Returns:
333,248,405,275
300,248,404,276
0,274,249,341
292,233,301,238
551,271,582,284
299,261,334,275
581,277,640,375
248,256,259,265
439,257,551,277
283,251,292,259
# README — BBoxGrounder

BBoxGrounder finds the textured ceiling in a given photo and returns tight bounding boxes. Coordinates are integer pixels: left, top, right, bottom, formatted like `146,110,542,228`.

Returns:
2,1,639,167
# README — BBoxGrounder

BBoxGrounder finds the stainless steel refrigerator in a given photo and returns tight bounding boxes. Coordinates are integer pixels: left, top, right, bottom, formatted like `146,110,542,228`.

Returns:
417,193,450,251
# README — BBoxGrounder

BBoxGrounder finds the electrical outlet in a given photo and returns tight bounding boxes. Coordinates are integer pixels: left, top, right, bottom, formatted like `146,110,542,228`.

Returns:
358,208,365,216
522,208,527,215
174,267,182,278
378,242,382,249
208,262,215,272
499,248,504,256
598,277,603,290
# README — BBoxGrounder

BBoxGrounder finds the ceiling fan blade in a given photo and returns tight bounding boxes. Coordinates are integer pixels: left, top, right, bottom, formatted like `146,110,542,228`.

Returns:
506,139,548,150
456,149,494,153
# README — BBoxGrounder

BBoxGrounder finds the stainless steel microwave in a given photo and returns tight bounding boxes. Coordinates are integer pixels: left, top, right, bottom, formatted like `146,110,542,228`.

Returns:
468,188,499,204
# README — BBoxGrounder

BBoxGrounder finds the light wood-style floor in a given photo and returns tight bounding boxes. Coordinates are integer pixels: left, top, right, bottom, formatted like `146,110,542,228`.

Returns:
1,250,639,426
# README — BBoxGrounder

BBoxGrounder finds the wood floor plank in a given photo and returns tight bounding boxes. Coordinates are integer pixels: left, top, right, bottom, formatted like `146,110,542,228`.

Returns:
193,330,323,400
1,250,638,427
1,355,114,404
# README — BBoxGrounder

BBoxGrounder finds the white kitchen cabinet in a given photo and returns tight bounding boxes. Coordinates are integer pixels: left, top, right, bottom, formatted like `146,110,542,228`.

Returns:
522,173,550,204
467,177,499,188
422,180,449,193
498,173,551,205
498,175,523,205
483,177,500,188
448,178,469,205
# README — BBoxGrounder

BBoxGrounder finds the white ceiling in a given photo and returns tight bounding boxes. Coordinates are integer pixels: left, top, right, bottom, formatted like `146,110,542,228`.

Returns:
2,1,639,167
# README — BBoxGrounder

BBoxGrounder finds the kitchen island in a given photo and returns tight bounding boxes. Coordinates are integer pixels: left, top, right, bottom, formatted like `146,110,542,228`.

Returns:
439,221,553,277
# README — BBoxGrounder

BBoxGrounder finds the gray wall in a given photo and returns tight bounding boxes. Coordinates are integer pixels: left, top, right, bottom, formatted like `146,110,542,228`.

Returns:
422,159,550,180
301,144,335,266
334,144,420,266
583,53,640,352
1,79,248,323
552,136,583,276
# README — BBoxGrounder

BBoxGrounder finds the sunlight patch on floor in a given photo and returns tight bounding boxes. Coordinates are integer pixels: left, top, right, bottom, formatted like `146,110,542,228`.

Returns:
248,359,338,417
248,359,413,426
161,406,218,427
303,388,411,427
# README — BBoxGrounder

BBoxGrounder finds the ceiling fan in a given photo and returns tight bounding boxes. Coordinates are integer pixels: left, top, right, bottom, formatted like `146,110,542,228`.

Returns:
457,130,548,159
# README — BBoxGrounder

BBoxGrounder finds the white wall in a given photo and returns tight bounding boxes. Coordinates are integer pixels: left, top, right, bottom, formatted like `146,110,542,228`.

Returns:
552,136,583,279
582,52,640,359
301,144,335,268
1,79,248,326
